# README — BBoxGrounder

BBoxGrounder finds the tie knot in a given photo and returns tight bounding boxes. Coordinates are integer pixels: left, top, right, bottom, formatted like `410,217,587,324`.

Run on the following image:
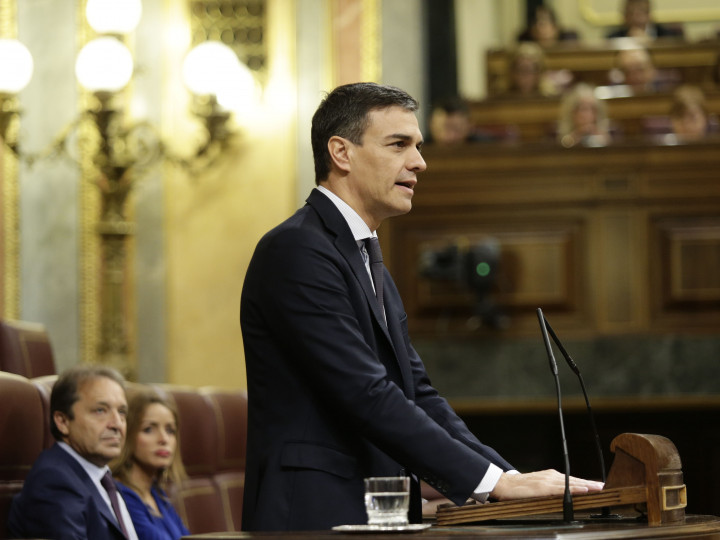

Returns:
365,237,383,265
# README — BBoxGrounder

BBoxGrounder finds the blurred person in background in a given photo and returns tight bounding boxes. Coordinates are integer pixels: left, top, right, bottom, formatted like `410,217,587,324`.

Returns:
506,42,565,97
710,53,720,89
112,390,189,540
612,47,662,94
670,85,711,142
428,97,478,144
557,83,612,148
517,5,579,47
606,0,684,41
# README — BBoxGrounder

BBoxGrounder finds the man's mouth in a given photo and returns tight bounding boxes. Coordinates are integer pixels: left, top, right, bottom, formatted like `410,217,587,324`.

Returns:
395,180,416,190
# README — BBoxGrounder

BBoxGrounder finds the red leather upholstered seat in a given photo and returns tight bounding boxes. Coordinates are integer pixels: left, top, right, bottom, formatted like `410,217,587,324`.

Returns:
205,388,248,531
0,319,56,378
0,372,46,538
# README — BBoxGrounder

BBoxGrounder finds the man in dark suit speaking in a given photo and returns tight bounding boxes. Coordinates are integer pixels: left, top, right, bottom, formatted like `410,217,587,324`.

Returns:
9,365,138,539
240,82,603,531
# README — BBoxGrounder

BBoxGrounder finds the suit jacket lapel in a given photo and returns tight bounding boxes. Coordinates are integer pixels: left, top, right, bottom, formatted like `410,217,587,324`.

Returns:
307,190,416,397
53,444,128,538
307,190,391,342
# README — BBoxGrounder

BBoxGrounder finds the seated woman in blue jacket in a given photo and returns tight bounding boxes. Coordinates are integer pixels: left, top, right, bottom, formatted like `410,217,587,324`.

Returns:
112,389,190,540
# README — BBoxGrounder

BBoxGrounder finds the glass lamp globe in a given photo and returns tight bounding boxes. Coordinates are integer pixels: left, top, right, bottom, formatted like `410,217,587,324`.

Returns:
182,41,241,97
86,0,142,35
76,37,134,93
0,39,34,93
216,61,258,114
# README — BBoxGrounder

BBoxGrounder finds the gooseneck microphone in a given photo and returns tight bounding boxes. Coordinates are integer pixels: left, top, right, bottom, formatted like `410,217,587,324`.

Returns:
536,308,576,524
541,316,605,485
541,313,619,520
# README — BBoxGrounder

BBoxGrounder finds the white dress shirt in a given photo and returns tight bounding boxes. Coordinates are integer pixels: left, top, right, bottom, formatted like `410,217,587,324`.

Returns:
58,442,139,540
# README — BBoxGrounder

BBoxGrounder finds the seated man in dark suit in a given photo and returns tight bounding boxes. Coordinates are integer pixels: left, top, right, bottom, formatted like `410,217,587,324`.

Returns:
240,81,604,531
9,365,138,539
606,0,683,40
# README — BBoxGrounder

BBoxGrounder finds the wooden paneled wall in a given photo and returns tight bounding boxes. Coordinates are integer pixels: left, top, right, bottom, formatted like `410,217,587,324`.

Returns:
382,141,720,338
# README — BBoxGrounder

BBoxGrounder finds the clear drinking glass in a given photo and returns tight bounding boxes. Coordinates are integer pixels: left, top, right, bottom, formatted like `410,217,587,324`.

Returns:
364,476,410,527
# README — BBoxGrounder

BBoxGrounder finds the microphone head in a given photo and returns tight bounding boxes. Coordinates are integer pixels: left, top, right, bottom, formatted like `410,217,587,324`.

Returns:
537,308,559,374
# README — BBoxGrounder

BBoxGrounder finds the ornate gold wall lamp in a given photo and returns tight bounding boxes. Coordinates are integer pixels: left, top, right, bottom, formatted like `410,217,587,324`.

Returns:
0,38,33,156
0,0,258,376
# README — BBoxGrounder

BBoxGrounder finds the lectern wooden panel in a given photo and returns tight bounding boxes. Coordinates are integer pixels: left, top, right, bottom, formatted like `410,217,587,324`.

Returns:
436,433,685,526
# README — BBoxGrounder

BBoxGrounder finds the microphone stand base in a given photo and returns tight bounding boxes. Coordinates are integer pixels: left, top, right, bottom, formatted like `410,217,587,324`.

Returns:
589,513,625,520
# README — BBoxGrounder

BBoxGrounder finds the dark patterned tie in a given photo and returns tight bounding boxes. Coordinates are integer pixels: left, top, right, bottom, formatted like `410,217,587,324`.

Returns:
101,471,129,539
365,237,384,313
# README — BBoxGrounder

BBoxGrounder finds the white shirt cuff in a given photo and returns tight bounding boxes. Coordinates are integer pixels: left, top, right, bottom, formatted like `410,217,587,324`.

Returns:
471,465,519,502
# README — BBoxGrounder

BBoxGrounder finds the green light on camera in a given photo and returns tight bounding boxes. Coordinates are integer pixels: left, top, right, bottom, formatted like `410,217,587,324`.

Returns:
476,262,491,277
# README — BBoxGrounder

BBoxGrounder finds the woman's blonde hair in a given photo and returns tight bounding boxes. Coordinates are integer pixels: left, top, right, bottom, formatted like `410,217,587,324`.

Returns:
669,85,707,119
557,83,609,140
111,388,187,490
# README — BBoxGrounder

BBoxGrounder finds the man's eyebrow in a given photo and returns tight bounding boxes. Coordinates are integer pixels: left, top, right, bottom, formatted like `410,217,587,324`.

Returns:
91,400,111,408
385,133,412,140
93,400,126,408
384,133,423,144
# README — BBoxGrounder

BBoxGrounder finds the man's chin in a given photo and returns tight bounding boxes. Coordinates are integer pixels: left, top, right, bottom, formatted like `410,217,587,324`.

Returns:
396,201,412,215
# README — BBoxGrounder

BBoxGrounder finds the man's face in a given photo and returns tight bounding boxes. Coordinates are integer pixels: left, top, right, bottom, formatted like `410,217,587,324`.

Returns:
431,110,471,145
513,57,541,95
673,104,708,141
532,12,559,44
625,1,650,30
619,50,655,91
54,377,128,467
343,106,426,230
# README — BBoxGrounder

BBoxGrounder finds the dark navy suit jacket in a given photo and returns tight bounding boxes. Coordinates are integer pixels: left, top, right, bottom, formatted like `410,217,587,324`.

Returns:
240,189,513,531
8,442,127,540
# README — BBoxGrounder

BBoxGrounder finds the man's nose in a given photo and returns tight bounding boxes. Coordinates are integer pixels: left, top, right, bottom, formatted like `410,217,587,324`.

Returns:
108,409,125,430
409,147,426,172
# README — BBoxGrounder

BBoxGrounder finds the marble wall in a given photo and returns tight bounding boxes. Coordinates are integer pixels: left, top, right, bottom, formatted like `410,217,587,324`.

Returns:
17,0,81,373
417,334,720,401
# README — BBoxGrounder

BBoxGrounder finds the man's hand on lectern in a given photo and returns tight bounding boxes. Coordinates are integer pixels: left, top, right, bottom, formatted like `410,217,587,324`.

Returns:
490,469,604,501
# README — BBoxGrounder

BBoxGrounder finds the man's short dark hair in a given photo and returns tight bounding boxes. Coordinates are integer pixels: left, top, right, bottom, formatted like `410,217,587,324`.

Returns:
311,82,419,184
50,365,126,440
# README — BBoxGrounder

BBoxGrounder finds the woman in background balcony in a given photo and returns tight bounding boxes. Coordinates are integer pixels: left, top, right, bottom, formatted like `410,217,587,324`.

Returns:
557,83,612,148
670,85,711,142
506,42,569,98
112,390,190,540
517,5,579,47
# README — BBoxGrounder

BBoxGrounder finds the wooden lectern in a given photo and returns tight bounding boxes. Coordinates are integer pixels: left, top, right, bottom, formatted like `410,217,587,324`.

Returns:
436,433,687,526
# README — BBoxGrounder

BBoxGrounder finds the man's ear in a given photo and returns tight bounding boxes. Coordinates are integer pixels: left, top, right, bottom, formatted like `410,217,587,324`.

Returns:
328,136,352,174
53,411,71,437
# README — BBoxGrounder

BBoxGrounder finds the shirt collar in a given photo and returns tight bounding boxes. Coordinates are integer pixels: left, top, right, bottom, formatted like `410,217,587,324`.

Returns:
317,185,376,242
58,441,110,483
